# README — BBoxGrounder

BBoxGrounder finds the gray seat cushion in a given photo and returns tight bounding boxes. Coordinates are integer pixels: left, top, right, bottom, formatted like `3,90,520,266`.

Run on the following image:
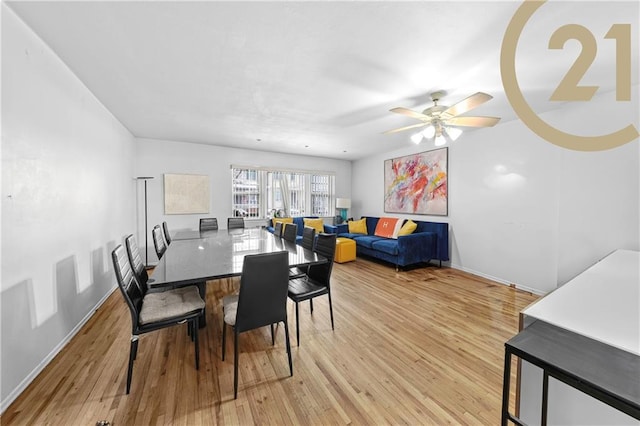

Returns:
139,286,205,325
222,294,239,326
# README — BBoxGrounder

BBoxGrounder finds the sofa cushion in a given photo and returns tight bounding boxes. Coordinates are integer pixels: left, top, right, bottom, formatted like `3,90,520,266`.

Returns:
352,235,386,249
293,216,318,236
338,232,365,239
398,219,417,236
271,217,293,227
364,217,380,235
348,218,367,234
374,217,403,238
292,217,304,236
304,218,324,234
371,239,399,256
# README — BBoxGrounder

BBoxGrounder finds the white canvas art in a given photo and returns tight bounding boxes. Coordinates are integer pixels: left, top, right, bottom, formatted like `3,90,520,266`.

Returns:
164,173,210,214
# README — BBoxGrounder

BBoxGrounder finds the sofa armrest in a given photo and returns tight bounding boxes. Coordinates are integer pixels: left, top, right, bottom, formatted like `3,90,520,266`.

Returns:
397,232,438,265
414,221,449,261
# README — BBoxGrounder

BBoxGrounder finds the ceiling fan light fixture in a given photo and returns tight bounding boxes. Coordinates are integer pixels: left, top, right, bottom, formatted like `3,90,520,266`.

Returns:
446,127,462,141
410,132,423,144
434,135,447,147
434,122,444,138
422,125,436,139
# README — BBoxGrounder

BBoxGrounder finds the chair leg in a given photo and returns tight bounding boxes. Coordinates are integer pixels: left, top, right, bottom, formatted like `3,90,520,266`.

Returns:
284,319,293,376
197,281,207,328
327,291,334,330
310,299,314,314
193,317,200,370
233,329,239,399
222,321,227,361
127,336,138,394
295,301,300,346
271,323,275,346
132,336,139,361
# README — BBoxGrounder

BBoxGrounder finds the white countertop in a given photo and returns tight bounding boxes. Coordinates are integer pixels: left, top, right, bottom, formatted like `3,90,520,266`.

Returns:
523,249,640,355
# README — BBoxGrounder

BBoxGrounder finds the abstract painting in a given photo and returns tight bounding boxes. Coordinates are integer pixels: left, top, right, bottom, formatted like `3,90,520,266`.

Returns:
384,148,448,216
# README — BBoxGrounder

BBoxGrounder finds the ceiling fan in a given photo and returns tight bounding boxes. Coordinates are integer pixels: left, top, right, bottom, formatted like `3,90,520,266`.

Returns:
384,91,500,145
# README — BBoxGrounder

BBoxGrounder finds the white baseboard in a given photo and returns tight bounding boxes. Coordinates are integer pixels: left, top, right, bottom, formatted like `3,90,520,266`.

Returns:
0,285,118,414
449,262,546,296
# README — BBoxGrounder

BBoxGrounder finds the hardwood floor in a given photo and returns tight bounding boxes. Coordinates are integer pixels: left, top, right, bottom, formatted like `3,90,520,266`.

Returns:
2,257,537,425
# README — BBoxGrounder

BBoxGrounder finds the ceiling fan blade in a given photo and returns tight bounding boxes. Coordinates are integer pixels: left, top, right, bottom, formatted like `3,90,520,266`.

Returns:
443,92,493,117
446,116,501,127
390,107,430,120
382,122,428,134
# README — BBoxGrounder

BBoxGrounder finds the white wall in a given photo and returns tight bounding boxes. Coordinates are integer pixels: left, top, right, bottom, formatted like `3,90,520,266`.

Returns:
555,97,640,286
352,88,639,294
0,0,636,414
1,5,136,411
135,138,352,262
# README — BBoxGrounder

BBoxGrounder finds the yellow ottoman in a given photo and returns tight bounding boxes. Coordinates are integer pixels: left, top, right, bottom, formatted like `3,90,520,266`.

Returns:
334,237,356,263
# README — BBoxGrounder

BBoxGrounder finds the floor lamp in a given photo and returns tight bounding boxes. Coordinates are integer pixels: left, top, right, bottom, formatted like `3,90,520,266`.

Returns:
136,176,154,268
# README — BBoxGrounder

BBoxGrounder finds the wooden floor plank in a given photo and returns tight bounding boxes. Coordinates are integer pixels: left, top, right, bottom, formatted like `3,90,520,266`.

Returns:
2,257,537,425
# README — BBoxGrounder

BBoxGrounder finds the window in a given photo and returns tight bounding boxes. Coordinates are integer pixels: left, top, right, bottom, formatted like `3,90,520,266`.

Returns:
311,174,331,216
231,168,261,218
231,166,335,218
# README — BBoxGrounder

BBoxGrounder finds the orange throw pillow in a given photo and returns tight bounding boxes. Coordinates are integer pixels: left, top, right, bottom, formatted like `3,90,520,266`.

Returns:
374,217,403,238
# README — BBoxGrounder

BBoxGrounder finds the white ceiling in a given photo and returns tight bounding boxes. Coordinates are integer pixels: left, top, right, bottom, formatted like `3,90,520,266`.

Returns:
7,1,638,160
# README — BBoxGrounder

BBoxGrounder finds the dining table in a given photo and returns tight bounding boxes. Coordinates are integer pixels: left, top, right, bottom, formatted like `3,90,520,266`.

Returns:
149,227,327,326
171,229,220,241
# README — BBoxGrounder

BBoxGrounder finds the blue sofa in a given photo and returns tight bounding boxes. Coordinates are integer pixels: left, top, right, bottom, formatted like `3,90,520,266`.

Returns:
333,216,449,269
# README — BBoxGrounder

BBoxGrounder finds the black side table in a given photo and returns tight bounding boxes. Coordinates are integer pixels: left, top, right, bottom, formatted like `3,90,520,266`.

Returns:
502,320,640,425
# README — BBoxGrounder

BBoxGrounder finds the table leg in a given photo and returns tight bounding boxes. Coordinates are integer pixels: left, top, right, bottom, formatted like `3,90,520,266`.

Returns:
541,370,549,426
502,349,512,426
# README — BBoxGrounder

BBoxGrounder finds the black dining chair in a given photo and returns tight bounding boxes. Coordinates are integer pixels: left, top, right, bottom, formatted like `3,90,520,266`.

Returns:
125,234,152,292
227,217,245,230
221,251,293,399
200,217,218,231
282,223,298,243
288,233,337,346
299,226,316,250
273,221,283,238
126,233,189,293
112,245,205,394
152,225,167,260
289,226,316,279
162,221,172,245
